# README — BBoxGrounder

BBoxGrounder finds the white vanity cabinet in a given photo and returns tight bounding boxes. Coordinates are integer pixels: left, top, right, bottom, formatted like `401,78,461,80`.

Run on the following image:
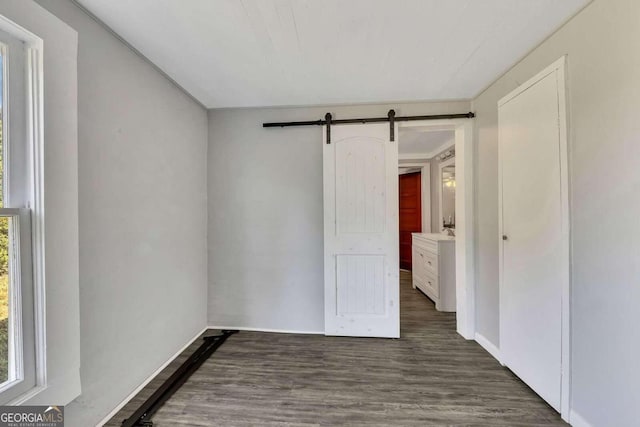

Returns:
411,233,456,312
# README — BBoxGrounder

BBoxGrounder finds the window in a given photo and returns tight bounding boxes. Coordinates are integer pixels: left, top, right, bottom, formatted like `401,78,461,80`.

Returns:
0,26,38,403
0,5,79,406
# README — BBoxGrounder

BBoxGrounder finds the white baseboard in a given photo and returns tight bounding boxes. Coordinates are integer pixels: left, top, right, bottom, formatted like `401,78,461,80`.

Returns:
97,326,209,426
209,325,324,335
569,409,593,427
474,332,502,364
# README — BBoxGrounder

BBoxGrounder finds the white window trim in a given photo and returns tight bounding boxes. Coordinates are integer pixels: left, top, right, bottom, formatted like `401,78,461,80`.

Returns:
0,13,46,403
25,28,46,400
0,0,80,406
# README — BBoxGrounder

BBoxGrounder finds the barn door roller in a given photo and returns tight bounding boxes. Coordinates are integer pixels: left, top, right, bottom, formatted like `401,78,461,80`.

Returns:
388,109,395,142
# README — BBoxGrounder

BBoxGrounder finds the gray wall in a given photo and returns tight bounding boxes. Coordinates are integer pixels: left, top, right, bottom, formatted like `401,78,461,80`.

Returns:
34,2,208,426
208,101,469,332
472,0,639,424
20,0,637,424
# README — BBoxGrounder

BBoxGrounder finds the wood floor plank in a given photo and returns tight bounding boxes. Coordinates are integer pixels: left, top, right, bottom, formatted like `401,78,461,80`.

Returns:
106,271,566,426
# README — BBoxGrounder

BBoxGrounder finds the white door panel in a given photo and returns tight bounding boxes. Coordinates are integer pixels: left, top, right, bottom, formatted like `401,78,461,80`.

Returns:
499,69,565,411
324,123,399,338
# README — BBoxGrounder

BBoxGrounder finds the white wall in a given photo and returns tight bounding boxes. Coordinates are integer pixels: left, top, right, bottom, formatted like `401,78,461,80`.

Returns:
472,0,639,424
208,101,470,332
34,2,208,426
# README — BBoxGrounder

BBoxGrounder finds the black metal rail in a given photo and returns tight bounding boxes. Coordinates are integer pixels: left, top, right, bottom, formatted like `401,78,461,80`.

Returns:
121,330,238,427
263,112,474,128
263,110,474,143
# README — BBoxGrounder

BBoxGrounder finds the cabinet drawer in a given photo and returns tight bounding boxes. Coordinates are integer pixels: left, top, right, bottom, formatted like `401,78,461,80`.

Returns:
415,247,438,275
412,247,427,280
422,270,439,298
413,236,438,254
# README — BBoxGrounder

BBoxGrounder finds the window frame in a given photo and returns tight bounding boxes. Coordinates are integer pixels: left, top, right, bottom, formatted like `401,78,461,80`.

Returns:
0,208,34,402
0,14,46,404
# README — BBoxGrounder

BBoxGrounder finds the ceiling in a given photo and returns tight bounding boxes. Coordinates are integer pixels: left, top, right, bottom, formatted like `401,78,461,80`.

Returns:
76,0,589,108
399,129,453,159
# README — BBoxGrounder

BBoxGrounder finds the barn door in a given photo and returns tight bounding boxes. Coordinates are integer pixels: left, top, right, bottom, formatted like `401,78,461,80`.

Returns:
323,123,399,338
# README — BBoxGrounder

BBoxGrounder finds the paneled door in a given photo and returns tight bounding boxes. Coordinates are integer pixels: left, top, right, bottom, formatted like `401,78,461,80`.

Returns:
399,172,422,270
323,123,399,338
498,58,569,414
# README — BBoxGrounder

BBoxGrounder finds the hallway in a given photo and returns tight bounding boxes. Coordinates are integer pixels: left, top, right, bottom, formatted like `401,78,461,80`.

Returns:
109,271,565,426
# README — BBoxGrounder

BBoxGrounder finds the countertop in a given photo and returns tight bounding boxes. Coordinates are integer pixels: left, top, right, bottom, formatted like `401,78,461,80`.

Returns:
412,232,455,241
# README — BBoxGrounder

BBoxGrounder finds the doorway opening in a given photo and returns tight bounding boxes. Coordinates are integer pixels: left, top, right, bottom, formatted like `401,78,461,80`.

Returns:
398,129,455,311
319,113,474,339
397,120,474,339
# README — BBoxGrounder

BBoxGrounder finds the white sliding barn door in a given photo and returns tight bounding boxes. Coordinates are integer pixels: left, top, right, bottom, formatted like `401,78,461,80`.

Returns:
323,123,399,338
499,59,569,414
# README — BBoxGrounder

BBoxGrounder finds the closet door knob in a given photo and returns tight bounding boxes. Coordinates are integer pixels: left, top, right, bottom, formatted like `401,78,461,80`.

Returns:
502,235,508,241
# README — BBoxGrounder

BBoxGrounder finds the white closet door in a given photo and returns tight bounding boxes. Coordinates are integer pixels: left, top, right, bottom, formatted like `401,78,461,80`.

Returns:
499,62,568,412
323,123,399,338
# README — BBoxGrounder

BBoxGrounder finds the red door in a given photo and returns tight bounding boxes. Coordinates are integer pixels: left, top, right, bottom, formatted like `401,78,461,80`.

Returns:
399,172,422,270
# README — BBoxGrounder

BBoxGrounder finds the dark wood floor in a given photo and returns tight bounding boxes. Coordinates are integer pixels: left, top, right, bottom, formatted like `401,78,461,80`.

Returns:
107,271,565,426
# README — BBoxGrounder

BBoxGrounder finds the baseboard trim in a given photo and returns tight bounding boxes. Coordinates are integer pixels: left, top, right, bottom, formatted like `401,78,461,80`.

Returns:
97,326,209,426
208,325,324,335
474,332,502,364
569,409,593,427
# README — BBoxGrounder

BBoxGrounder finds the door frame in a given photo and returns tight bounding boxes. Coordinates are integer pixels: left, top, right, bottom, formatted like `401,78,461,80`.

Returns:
398,119,475,339
498,56,570,421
